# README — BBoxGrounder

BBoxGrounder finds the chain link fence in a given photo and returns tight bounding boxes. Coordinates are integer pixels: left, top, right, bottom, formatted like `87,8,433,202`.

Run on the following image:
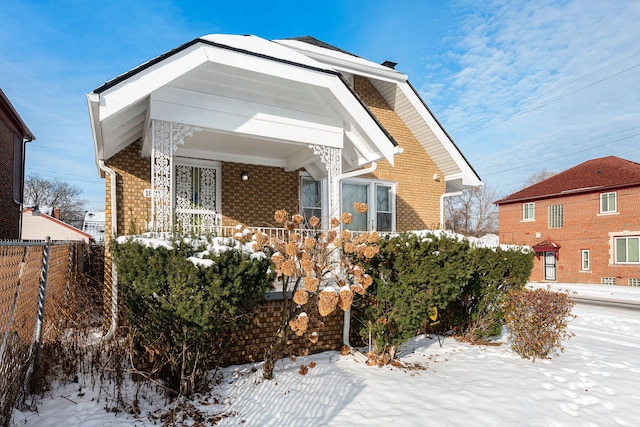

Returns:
0,239,97,427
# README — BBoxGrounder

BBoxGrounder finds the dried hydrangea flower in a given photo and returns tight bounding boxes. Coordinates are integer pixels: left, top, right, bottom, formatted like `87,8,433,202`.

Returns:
354,202,368,213
351,283,365,295
303,237,316,250
318,288,338,317
332,237,342,247
326,230,337,241
341,212,353,225
330,217,340,228
338,287,354,311
363,246,378,259
309,331,319,344
297,312,308,331
282,259,297,277
292,214,304,226
285,242,299,258
293,289,309,305
274,209,288,224
367,231,380,243
272,253,284,269
340,230,351,240
343,242,357,253
308,216,320,228
304,276,319,293
301,258,315,273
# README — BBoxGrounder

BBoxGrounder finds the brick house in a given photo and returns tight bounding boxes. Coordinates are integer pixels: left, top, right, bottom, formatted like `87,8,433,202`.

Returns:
0,89,36,240
495,156,640,286
86,35,482,356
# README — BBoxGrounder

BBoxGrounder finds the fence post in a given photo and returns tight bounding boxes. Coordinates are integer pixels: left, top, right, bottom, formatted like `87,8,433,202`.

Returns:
32,236,51,368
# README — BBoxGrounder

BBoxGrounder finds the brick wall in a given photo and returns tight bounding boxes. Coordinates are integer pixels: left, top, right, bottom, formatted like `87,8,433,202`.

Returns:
221,298,344,366
221,162,299,227
498,188,640,285
353,76,446,231
0,119,19,239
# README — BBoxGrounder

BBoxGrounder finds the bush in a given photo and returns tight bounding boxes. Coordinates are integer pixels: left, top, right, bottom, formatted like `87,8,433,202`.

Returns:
112,234,273,397
357,232,473,356
455,247,534,341
502,287,575,361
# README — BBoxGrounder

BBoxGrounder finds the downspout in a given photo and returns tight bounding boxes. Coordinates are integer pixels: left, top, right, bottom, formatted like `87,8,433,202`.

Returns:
14,136,34,238
99,160,118,341
337,162,377,350
440,191,462,230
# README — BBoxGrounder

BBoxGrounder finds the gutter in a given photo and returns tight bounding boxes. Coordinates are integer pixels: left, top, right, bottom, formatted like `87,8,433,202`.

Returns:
337,162,377,349
440,191,462,230
98,160,118,341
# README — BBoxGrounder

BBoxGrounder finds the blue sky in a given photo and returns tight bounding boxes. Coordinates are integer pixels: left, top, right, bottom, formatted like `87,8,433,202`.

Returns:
2,0,639,211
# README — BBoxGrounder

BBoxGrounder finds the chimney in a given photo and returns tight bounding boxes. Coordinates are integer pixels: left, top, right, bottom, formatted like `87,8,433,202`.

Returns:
381,60,397,69
53,207,60,219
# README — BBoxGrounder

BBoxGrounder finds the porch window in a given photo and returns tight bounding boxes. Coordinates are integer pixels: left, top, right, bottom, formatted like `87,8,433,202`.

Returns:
342,180,395,232
548,204,564,228
301,177,322,224
522,202,534,221
615,236,640,264
600,192,617,213
581,250,590,271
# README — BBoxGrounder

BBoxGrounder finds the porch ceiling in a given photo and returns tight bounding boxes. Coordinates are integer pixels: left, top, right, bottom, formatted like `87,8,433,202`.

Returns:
88,35,396,178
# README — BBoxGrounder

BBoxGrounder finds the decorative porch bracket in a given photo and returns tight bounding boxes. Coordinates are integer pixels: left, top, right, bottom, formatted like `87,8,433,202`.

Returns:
151,120,202,232
310,145,342,223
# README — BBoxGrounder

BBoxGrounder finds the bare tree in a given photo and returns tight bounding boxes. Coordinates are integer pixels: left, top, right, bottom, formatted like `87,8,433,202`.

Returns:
445,184,499,237
522,169,556,188
24,174,87,228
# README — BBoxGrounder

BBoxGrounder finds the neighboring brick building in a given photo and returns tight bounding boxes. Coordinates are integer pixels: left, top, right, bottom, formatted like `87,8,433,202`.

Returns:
0,89,35,240
495,156,640,286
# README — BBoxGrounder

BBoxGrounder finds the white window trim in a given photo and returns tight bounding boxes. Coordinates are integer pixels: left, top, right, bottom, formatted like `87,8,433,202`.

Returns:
581,249,590,271
522,202,535,222
600,191,617,214
613,235,640,265
341,178,396,232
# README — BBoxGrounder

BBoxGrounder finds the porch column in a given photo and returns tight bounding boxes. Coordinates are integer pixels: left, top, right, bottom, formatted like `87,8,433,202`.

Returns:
150,120,201,232
310,145,342,221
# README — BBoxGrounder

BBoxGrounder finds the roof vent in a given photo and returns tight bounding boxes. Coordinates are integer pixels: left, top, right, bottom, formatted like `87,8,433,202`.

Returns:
381,60,397,69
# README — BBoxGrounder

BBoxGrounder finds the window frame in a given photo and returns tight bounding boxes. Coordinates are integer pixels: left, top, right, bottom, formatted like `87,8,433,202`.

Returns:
300,176,323,225
341,178,396,232
522,202,535,221
600,192,617,214
614,236,640,264
581,249,590,271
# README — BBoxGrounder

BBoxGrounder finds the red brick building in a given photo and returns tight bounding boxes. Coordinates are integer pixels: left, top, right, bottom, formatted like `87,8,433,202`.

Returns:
0,89,35,240
495,156,640,286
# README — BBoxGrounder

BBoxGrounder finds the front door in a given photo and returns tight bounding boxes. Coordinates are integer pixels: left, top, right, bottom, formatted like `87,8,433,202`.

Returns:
174,161,221,234
544,251,556,281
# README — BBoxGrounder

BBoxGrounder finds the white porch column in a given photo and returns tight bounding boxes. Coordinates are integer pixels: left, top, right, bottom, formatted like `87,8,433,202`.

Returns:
150,120,201,232
310,145,342,221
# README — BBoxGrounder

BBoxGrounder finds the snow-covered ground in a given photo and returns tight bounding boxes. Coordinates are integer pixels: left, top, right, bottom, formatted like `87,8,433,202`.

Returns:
13,284,640,427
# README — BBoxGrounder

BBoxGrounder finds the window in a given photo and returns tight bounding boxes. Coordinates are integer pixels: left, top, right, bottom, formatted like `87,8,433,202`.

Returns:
615,236,640,264
342,180,394,232
301,178,322,224
522,202,535,220
600,192,617,213
581,250,590,271
548,204,564,228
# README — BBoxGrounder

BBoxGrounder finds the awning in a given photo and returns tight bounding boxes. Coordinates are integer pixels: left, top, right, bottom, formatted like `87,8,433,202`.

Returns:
531,239,561,253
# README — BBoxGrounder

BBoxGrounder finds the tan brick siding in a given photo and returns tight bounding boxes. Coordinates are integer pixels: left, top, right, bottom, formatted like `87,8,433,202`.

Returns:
498,188,640,285
354,76,446,231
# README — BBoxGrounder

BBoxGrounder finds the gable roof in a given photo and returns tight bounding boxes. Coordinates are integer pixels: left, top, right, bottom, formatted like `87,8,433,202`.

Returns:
495,156,640,204
21,208,93,242
0,88,35,141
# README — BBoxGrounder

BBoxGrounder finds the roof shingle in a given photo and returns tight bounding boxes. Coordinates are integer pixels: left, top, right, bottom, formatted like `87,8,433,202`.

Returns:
495,156,640,204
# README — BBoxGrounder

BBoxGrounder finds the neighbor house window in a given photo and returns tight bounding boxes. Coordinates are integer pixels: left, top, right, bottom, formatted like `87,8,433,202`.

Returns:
301,177,322,224
600,192,617,213
548,204,564,228
342,180,395,232
615,236,640,264
523,202,535,220
581,250,590,271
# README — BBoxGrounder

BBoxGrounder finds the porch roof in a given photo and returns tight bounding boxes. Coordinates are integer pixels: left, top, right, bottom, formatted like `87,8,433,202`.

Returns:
87,34,398,179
